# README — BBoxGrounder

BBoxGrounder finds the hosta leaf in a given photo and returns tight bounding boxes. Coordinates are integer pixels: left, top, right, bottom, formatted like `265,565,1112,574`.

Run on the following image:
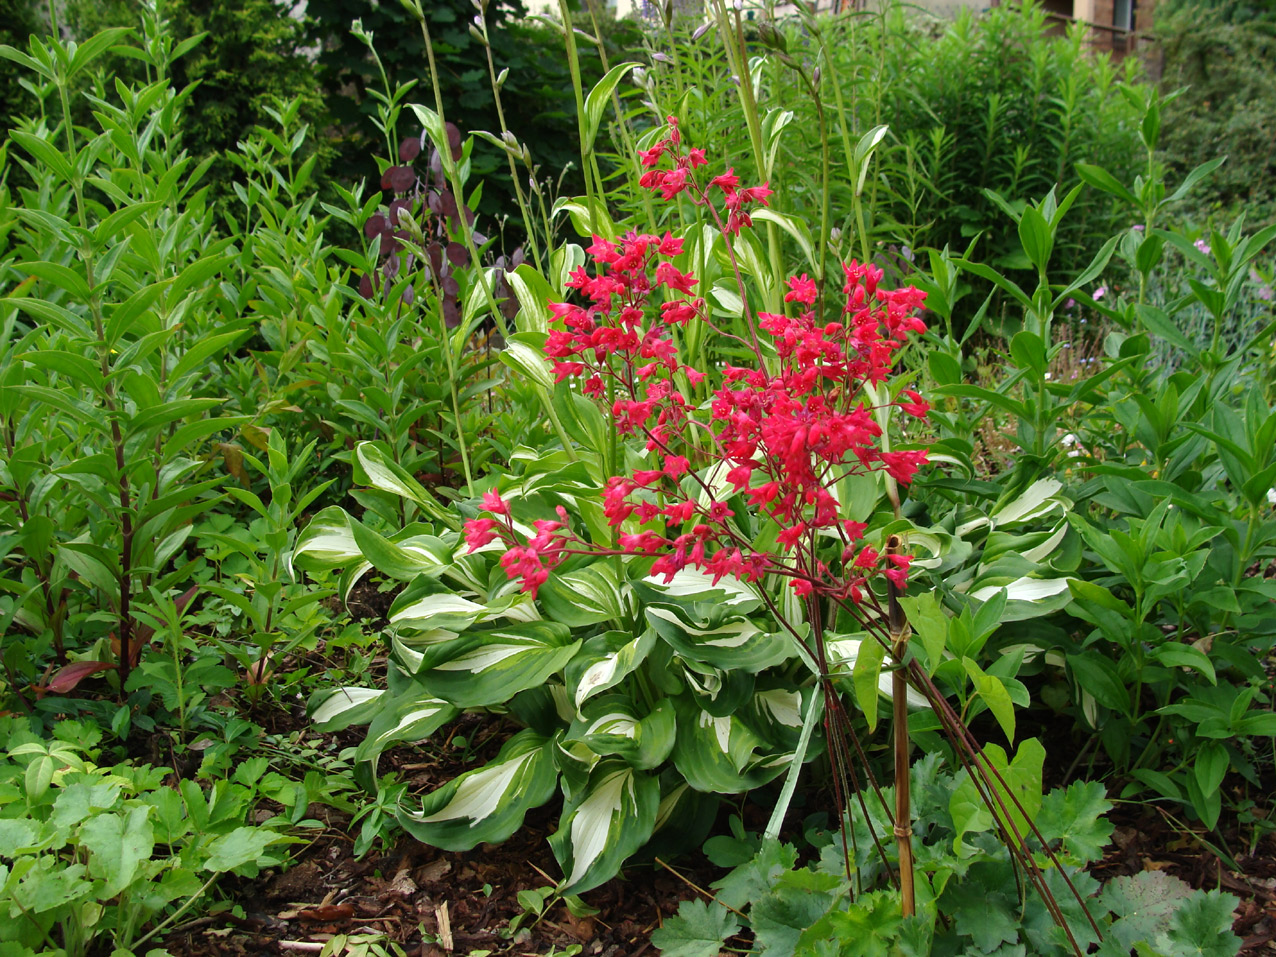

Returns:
681,663,756,717
645,777,721,861
413,621,580,707
349,521,451,581
354,442,457,528
388,577,490,634
539,561,629,628
988,478,1067,527
649,899,741,957
565,629,657,709
671,697,785,794
634,566,761,612
548,760,659,894
309,687,386,731
294,506,362,570
570,696,676,769
399,729,558,851
969,576,1077,619
743,687,810,751
646,604,793,673
353,686,459,770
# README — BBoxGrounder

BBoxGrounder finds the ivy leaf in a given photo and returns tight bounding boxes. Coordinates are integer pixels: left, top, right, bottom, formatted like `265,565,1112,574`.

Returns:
649,899,740,957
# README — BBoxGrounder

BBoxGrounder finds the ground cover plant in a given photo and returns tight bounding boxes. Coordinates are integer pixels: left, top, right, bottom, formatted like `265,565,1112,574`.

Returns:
0,0,1274,954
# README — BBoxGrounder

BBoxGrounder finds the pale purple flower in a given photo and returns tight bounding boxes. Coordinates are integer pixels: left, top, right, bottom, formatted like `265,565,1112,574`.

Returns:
1194,238,1211,256
1132,224,1144,232
1094,286,1106,301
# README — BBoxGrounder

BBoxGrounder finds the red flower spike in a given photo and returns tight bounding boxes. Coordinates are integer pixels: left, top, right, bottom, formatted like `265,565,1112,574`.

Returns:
483,118,927,607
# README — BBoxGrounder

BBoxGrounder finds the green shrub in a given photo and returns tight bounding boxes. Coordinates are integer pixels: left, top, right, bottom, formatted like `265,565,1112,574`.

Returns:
1157,5,1276,225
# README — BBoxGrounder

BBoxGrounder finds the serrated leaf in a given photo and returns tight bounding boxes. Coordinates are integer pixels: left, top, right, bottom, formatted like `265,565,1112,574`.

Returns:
1035,780,1113,863
649,899,741,957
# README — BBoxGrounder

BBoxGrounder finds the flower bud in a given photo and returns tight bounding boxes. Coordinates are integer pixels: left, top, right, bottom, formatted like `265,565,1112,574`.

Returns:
692,21,712,41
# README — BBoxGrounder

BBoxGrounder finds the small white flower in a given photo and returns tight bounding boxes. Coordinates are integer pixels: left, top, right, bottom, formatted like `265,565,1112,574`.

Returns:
1268,488,1276,506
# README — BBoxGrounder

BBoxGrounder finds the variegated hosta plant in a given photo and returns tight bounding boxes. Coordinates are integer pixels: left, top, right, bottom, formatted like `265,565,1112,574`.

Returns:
292,120,1087,924
296,443,848,894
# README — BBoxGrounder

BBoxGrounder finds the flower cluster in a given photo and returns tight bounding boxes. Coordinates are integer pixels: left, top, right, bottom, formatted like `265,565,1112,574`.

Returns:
467,118,930,608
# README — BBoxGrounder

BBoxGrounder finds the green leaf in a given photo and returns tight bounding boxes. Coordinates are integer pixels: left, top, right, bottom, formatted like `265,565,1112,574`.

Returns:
852,636,887,731
399,729,558,851
16,261,91,302
1102,871,1197,953
752,868,845,954
79,806,154,897
1076,162,1139,206
1017,206,1052,271
1163,889,1241,956
949,739,1044,852
1035,780,1114,863
8,130,75,184
202,826,289,873
962,657,1016,742
1193,742,1228,805
1149,643,1216,684
67,27,132,80
898,591,947,676
413,621,580,708
549,760,659,893
649,899,741,957
582,62,639,154
564,629,657,710
1067,653,1131,715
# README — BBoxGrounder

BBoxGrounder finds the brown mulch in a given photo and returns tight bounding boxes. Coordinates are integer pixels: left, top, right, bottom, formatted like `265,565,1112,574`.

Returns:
160,806,710,956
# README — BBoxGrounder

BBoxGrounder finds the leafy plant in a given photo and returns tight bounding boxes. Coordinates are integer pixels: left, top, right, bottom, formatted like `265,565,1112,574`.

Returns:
652,753,1242,956
0,717,293,957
